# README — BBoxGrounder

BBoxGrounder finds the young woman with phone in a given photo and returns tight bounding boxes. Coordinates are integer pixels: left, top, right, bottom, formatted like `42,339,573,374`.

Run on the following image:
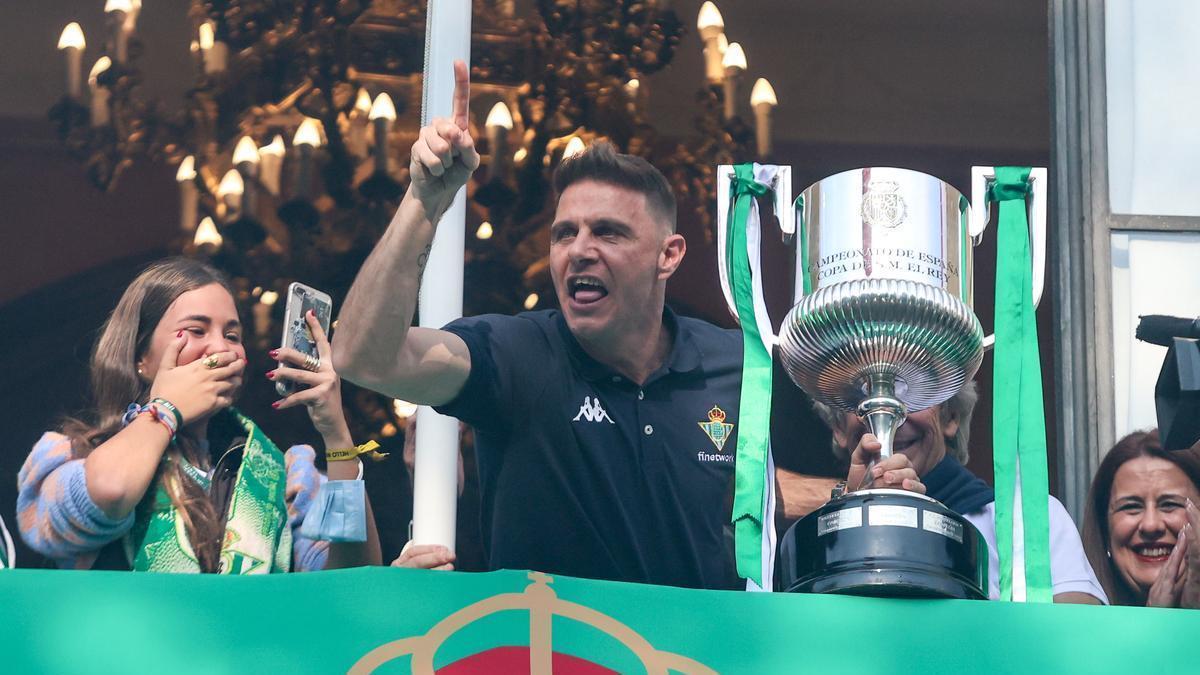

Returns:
15,257,383,572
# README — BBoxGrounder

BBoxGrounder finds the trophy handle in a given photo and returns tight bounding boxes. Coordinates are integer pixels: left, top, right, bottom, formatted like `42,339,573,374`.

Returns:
970,166,1047,350
715,164,794,335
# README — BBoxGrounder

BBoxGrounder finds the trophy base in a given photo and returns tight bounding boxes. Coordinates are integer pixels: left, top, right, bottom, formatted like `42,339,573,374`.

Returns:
778,489,988,600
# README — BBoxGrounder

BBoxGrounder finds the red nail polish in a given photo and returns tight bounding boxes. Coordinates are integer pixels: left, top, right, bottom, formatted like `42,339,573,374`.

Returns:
266,371,275,379
271,401,280,409
269,349,279,358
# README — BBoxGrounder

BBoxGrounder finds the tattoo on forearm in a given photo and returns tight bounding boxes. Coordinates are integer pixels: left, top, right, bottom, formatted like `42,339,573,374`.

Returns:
416,242,432,291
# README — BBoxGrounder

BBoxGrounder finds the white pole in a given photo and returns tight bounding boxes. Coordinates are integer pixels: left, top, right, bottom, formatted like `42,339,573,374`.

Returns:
412,0,472,552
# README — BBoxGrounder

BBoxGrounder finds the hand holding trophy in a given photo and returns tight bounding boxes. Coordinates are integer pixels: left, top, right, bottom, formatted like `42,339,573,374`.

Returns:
717,165,1045,598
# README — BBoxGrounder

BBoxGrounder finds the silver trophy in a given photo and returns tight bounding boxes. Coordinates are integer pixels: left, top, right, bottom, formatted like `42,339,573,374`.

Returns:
717,165,1045,598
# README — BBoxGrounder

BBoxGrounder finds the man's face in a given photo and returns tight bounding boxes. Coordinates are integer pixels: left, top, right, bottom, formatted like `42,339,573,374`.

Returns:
832,405,958,477
549,179,683,344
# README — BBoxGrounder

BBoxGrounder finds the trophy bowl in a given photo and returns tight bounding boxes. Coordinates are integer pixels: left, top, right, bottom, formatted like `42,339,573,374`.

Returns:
775,167,987,598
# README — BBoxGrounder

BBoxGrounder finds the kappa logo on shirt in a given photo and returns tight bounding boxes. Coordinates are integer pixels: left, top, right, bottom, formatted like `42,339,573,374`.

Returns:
572,396,615,424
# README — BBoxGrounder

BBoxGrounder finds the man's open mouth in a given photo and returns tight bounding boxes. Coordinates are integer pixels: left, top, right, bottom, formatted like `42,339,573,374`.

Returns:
568,277,609,305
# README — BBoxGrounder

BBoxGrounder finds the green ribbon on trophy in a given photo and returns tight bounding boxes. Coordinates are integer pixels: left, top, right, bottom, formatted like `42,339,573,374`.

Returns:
989,166,1053,602
725,163,774,589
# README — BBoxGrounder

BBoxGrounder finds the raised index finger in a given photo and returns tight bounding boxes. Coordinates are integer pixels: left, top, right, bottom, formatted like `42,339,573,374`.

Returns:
452,59,470,131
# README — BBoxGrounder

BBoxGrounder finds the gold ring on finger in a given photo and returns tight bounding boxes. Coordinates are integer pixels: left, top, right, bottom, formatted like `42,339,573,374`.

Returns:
202,354,221,369
302,353,321,372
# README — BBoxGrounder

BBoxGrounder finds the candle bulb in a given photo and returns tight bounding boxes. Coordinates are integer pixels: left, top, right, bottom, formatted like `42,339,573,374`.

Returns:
750,78,777,157
190,40,202,73
124,0,142,35
722,43,746,120
104,0,132,63
348,88,372,158
194,216,223,249
475,221,493,240
368,93,396,175
624,78,641,113
88,57,113,126
258,135,285,197
485,101,513,182
217,169,244,222
292,118,323,199
697,2,725,84
176,156,198,232
254,290,278,338
233,136,260,217
562,136,586,160
57,23,86,100
198,21,228,74
393,399,419,420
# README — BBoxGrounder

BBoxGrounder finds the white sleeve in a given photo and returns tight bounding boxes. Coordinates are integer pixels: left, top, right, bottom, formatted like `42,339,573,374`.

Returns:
1047,496,1109,604
963,499,1108,603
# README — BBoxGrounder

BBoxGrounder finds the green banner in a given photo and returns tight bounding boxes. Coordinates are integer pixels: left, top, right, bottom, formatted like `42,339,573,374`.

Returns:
1,568,1197,673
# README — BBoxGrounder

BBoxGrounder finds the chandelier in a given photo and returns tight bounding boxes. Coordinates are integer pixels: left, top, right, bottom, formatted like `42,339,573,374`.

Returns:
50,0,780,442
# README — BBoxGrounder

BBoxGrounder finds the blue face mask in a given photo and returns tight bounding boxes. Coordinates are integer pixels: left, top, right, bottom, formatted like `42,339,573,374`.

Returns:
300,479,367,543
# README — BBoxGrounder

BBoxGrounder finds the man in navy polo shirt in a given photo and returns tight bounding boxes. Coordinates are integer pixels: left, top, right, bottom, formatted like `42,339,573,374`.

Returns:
335,61,922,589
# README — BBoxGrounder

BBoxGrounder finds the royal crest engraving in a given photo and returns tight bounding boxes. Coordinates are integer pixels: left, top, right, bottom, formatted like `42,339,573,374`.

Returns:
861,179,907,229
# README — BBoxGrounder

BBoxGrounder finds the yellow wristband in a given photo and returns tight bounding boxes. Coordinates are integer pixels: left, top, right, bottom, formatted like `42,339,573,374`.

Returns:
326,440,388,463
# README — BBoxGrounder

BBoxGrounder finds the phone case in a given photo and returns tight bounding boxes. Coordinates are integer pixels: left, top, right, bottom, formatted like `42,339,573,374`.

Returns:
276,282,333,397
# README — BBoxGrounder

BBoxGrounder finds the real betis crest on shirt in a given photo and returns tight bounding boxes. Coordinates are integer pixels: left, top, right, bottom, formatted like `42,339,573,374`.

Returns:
698,405,734,451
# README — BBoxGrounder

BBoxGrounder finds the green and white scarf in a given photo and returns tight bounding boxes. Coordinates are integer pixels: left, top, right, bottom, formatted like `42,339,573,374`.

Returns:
126,410,291,574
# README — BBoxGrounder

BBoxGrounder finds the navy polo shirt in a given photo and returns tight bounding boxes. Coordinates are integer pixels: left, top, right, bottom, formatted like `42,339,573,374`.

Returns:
435,308,743,590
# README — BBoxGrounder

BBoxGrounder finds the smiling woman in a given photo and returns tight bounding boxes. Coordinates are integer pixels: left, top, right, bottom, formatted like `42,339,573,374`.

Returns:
1082,430,1200,607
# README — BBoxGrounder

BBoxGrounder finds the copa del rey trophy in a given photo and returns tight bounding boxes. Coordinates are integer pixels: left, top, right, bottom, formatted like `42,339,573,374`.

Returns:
716,165,1045,598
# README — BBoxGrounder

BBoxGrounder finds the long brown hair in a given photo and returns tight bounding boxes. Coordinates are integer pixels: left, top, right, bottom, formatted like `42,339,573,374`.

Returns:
1081,430,1200,605
62,257,236,572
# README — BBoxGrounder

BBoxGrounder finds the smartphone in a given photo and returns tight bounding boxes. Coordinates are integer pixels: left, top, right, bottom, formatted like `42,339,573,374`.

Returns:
276,282,333,397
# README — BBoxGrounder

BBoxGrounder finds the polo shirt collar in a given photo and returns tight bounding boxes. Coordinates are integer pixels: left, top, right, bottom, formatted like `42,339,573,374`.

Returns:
554,306,704,383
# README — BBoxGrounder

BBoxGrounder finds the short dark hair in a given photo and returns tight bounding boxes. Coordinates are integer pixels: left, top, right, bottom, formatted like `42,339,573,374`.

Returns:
1081,430,1200,605
552,141,677,232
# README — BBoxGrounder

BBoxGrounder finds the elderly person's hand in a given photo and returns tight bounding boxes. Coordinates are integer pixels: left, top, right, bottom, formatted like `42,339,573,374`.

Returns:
845,432,925,494
392,543,456,571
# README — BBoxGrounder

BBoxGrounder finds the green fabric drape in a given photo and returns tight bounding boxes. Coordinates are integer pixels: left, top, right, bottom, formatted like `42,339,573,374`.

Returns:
989,166,1052,602
726,164,773,587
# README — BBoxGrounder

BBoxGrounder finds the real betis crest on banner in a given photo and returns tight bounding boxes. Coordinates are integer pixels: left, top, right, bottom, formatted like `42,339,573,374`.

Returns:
353,572,714,674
